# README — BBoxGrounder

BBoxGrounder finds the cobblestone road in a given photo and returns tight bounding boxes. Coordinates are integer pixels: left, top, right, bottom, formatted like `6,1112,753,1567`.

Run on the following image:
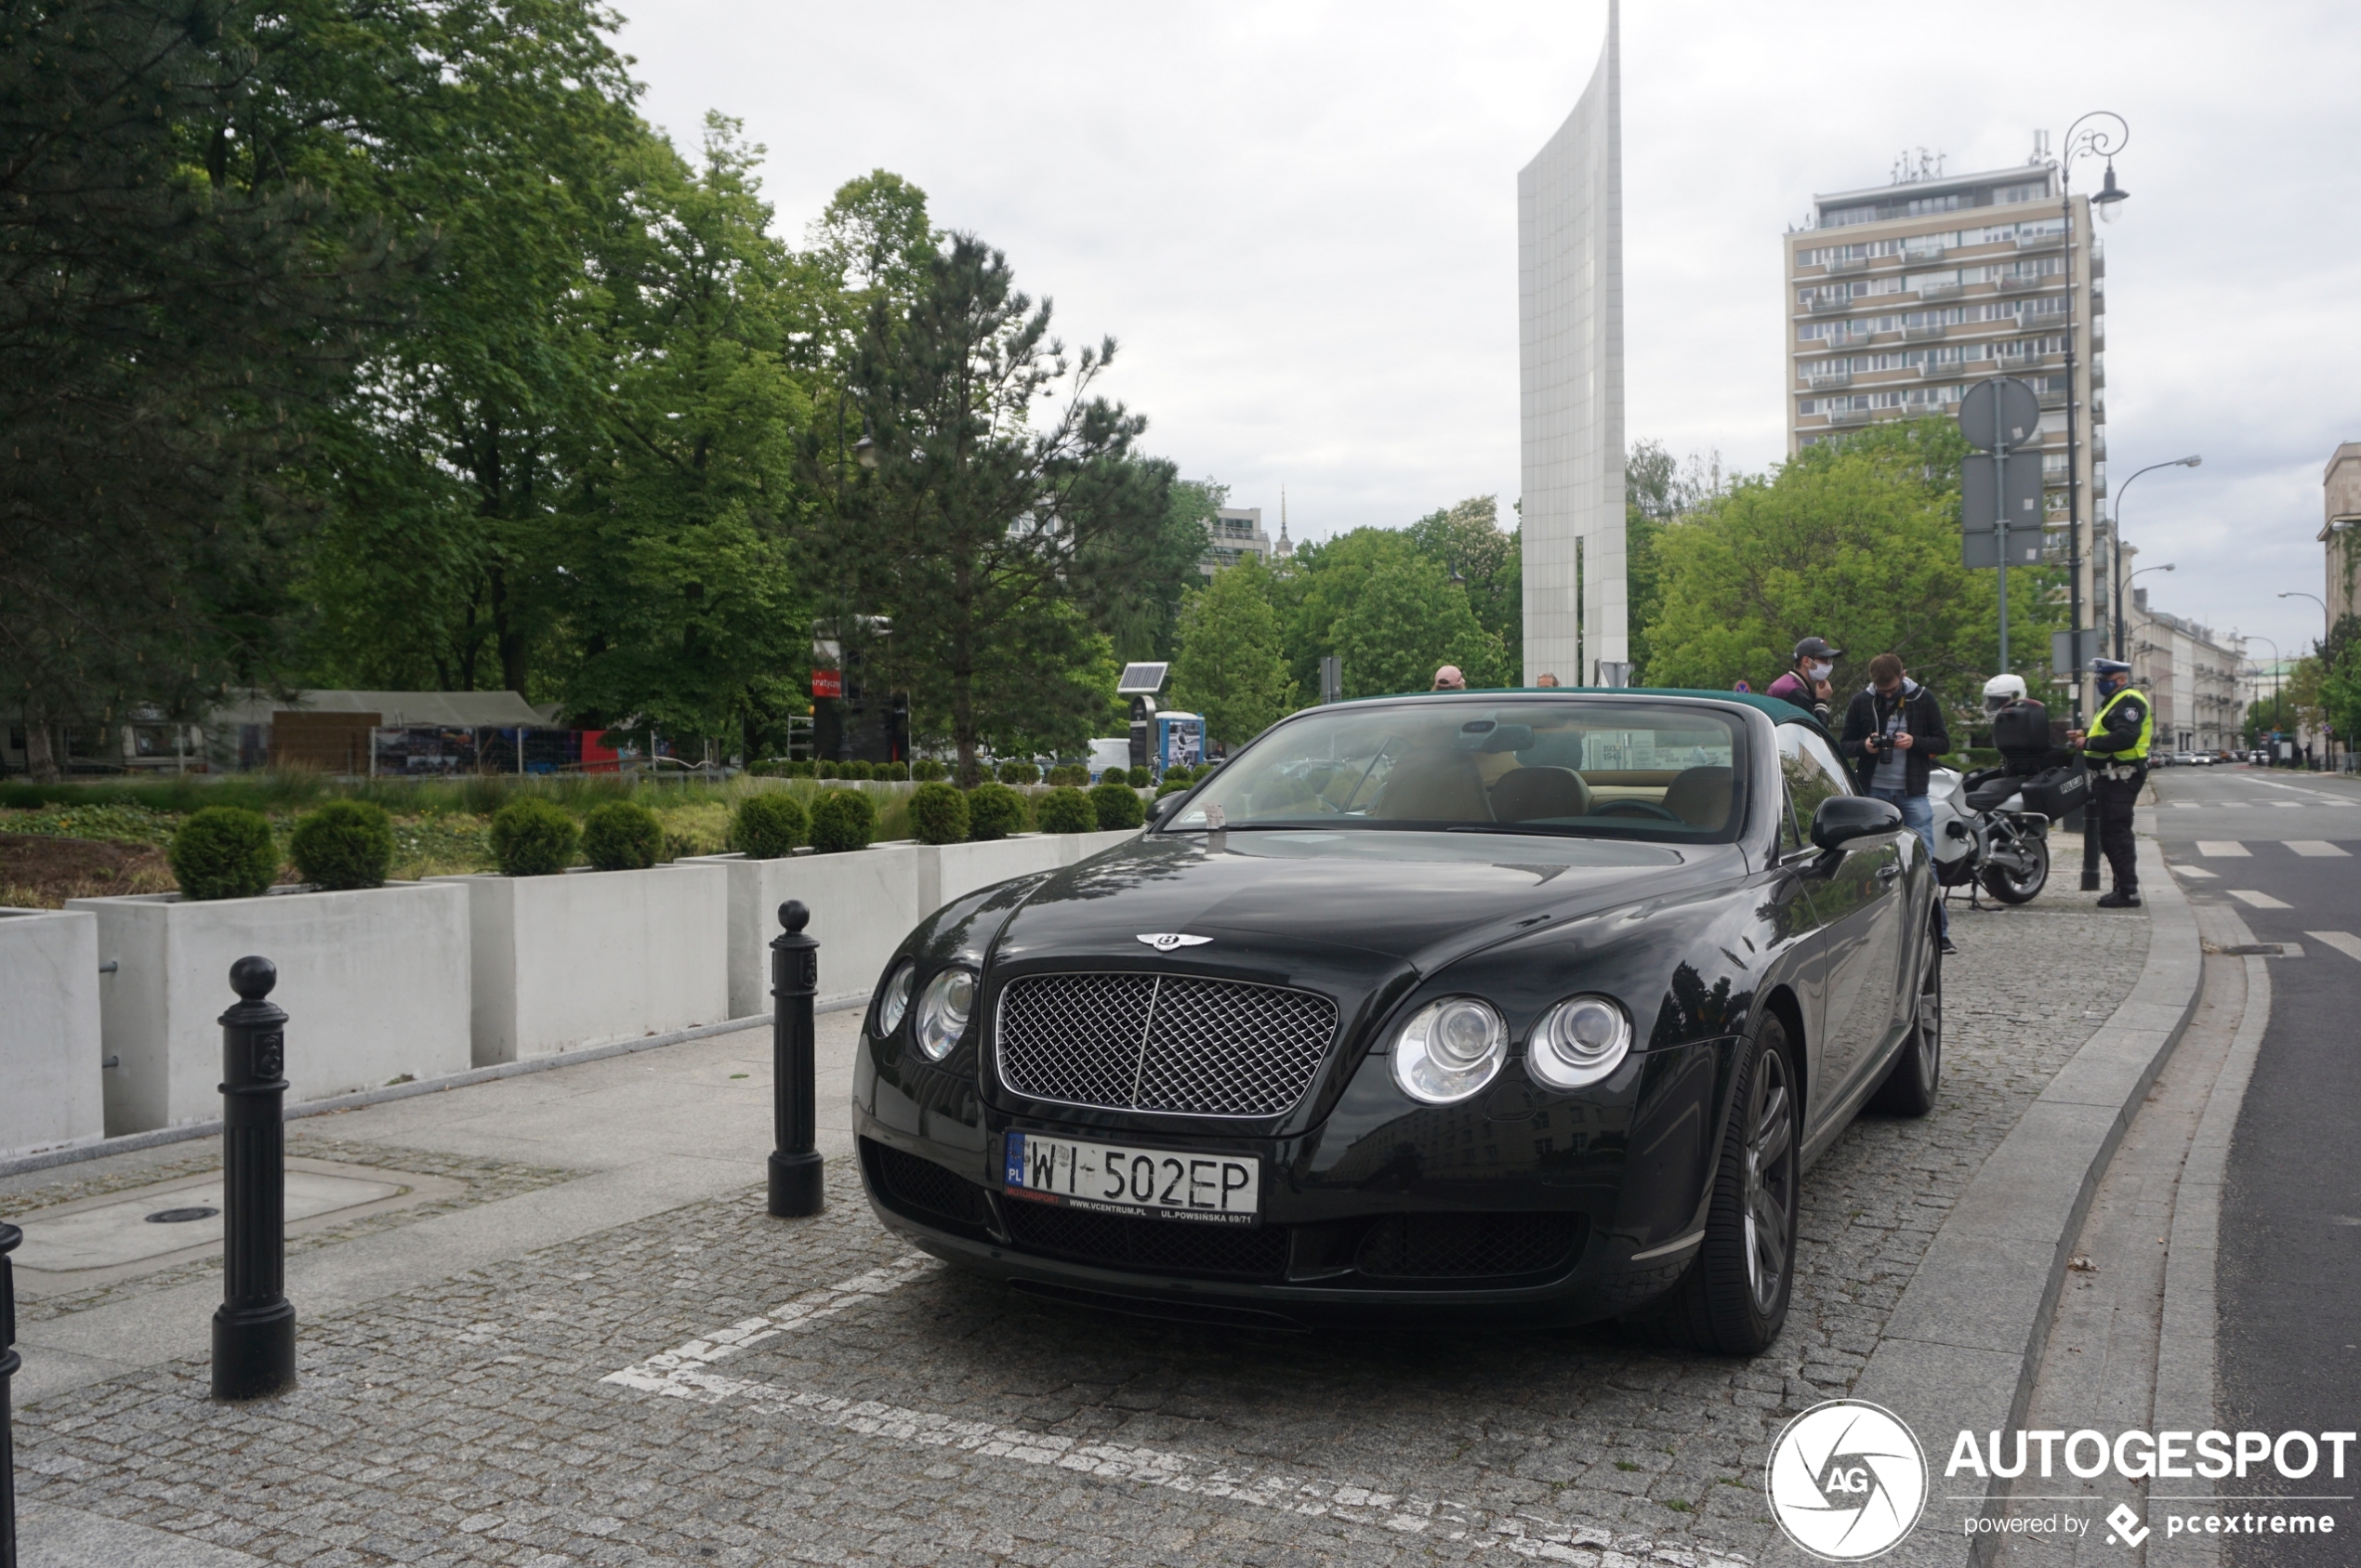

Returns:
11,892,2149,1568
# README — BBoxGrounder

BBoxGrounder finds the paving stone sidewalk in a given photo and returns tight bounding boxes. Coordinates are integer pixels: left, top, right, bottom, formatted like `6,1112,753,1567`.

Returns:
8,890,2149,1568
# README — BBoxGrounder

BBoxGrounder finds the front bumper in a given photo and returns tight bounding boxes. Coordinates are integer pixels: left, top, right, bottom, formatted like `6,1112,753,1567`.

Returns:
851,1030,1735,1328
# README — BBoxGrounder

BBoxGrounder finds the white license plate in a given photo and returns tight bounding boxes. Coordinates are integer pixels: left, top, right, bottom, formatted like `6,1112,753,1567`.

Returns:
1002,1132,1260,1226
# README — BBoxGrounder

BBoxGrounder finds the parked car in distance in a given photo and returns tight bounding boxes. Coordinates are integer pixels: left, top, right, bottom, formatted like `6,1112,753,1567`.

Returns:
852,690,1944,1355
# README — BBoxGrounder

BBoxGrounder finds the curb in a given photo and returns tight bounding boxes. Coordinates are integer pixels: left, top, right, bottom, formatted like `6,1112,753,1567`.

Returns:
0,997,861,1181
1851,835,2203,1566
2146,905,2274,1568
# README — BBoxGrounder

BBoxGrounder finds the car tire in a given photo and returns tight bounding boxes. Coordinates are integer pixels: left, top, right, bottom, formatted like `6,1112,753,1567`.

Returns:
1640,1013,1800,1356
1870,915,1943,1116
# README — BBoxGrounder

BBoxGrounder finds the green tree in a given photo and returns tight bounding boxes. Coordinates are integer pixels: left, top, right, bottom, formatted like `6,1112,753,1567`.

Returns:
1642,419,2060,705
1624,440,1729,683
1405,496,1521,654
0,0,401,777
817,235,1175,779
550,118,811,753
1287,529,1509,697
1083,477,1228,662
1170,559,1294,747
2319,615,2361,752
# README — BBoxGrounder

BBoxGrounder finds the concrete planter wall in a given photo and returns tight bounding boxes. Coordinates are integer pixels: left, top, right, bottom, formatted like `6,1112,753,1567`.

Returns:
683,845,924,1015
689,829,1142,1019
0,906,104,1158
66,883,471,1134
429,863,728,1066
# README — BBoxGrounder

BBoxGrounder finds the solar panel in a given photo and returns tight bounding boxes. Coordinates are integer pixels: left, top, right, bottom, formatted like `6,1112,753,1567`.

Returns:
1116,662,1169,695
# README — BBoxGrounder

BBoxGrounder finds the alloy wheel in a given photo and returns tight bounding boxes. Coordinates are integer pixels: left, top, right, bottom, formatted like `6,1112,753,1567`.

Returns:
1741,1047,1797,1315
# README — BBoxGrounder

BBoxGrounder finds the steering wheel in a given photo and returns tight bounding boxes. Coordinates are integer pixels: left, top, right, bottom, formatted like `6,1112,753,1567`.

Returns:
1592,800,1684,822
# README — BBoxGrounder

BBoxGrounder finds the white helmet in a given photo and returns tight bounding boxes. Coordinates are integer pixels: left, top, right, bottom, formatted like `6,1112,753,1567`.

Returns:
1983,672,2027,714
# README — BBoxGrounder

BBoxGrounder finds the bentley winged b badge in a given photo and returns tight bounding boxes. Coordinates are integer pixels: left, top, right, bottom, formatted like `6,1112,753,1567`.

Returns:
1135,933,1211,953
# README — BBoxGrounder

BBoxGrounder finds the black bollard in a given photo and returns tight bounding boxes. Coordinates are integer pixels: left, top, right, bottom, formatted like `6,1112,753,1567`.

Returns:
768,901,824,1218
2,1219,19,1568
212,956,296,1401
2079,757,2103,892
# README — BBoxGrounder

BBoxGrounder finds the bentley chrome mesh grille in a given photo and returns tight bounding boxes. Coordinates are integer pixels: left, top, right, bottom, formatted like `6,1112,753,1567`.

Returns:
996,972,1338,1117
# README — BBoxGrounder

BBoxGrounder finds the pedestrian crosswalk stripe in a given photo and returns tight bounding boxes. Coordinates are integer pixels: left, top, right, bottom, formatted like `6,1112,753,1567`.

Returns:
2308,931,2361,964
2170,864,2219,879
2227,889,2291,909
2269,800,2302,808
2217,801,2252,809
2170,801,2201,809
2195,841,2249,857
2285,841,2351,857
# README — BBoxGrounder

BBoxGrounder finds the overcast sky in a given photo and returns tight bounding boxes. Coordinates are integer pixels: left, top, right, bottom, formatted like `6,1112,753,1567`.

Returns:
620,1,2361,662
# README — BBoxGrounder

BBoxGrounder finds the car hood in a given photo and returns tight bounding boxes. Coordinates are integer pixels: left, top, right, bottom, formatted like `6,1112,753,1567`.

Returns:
992,829,1748,981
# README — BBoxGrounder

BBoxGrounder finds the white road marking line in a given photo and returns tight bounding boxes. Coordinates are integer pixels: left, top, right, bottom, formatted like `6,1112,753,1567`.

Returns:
2227,890,2292,910
604,1256,939,1382
2170,801,2202,809
2308,931,2361,964
2285,841,2352,857
2216,801,2253,809
597,1259,1746,1566
2196,841,2250,857
2171,864,2220,879
2269,800,2303,808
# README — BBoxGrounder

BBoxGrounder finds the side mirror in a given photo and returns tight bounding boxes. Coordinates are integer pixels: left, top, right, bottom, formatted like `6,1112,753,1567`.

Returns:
1145,792,1183,824
1810,794,1902,851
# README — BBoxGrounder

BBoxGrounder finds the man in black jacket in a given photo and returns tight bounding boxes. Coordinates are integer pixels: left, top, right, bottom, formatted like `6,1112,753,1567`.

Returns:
1840,652,1955,951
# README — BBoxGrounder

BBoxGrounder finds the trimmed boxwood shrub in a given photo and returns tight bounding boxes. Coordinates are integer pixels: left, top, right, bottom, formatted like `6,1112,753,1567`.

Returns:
815,760,838,780
581,800,663,871
995,760,1039,785
965,782,1027,841
911,758,947,782
1035,786,1099,834
288,800,393,890
491,797,578,877
1154,775,1194,799
1089,780,1145,831
809,788,877,853
908,782,970,845
784,759,815,777
1044,764,1088,787
1126,766,1154,788
877,760,910,781
732,792,809,859
169,807,277,902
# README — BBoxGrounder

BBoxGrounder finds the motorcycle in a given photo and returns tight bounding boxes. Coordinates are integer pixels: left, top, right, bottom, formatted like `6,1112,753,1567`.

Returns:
1925,765,2051,905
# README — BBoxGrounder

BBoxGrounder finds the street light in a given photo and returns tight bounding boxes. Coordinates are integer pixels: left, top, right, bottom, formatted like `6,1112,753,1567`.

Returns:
2056,111,2128,736
2110,455,2200,659
2278,589,2330,645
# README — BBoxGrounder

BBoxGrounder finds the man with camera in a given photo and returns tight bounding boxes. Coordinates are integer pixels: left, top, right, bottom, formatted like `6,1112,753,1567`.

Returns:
1840,653,1955,952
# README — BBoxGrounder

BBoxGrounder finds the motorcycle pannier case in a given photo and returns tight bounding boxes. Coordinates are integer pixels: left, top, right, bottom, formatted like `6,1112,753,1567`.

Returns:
2020,764,2089,822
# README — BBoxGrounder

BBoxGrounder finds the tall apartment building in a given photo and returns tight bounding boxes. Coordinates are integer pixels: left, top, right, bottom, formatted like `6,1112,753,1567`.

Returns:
1784,153,2109,692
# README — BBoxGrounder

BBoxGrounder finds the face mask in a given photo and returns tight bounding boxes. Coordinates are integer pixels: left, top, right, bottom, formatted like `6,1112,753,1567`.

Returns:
1804,661,1833,682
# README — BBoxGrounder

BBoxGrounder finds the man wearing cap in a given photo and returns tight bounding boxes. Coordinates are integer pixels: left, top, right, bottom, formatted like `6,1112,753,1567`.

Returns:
1765,637,1840,724
1432,665,1467,691
2068,658,2151,908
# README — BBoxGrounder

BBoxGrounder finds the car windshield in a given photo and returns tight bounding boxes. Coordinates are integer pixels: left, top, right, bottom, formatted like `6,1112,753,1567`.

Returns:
1164,698,1747,843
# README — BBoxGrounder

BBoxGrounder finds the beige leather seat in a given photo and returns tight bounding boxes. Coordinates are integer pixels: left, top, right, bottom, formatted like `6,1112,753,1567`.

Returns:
1372,751,1493,822
1489,766,1593,823
1662,766,1734,829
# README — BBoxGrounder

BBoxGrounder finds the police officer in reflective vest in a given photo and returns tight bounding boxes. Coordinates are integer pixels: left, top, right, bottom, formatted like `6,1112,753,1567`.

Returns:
2068,658,2151,908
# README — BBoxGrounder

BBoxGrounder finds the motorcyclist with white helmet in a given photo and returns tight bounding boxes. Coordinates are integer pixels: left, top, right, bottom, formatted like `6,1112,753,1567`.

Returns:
1982,673,2067,777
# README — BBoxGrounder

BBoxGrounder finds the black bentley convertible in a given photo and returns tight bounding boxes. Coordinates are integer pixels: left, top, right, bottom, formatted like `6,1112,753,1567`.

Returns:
851,691,1941,1352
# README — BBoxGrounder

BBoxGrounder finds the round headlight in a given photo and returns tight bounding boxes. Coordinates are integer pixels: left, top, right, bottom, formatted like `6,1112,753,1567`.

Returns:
1392,996,1506,1104
914,966,976,1061
1527,995,1632,1090
875,962,915,1035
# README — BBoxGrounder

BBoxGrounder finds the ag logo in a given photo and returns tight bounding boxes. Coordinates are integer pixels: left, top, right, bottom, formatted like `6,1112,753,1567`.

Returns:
1765,1399,1928,1561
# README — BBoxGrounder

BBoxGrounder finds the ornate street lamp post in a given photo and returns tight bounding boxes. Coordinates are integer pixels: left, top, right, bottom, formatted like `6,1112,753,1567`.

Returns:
2057,112,2129,726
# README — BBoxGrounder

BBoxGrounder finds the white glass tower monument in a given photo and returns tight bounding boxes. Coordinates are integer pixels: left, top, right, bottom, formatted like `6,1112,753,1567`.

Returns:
1518,0,1626,686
